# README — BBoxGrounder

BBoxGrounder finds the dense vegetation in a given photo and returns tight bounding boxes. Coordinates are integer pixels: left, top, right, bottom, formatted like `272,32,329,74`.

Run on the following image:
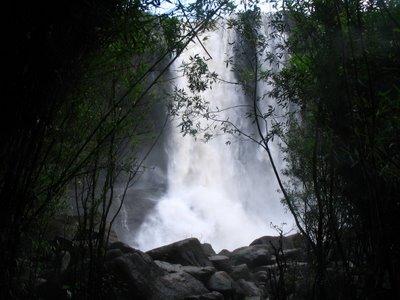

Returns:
2,0,399,299
272,1,400,298
3,0,233,298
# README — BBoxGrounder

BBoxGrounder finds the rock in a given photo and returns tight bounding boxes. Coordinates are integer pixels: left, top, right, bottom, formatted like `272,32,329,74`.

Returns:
155,260,183,273
107,249,166,298
185,291,224,300
59,251,70,274
255,264,278,273
254,271,269,283
207,271,234,293
107,228,119,243
108,241,136,254
250,233,304,250
156,271,209,299
281,248,306,261
147,238,213,267
209,255,232,272
181,266,216,282
202,243,216,257
218,249,231,257
230,264,251,281
231,245,271,269
105,248,123,261
107,248,209,299
235,279,261,297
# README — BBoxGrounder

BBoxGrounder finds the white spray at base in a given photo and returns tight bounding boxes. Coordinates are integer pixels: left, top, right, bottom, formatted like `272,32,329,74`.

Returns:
133,16,292,252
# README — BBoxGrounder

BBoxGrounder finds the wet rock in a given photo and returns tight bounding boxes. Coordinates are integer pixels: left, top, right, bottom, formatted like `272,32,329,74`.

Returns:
147,238,213,267
230,264,251,281
207,271,234,293
231,245,271,269
209,255,232,272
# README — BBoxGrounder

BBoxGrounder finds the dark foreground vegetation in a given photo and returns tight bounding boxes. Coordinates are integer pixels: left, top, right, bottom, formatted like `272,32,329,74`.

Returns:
2,0,400,299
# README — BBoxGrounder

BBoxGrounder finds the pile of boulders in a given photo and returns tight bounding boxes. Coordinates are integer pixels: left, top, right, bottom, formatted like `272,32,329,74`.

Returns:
105,234,307,300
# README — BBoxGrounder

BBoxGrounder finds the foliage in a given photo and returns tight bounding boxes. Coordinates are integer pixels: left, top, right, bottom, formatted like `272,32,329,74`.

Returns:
2,0,234,298
270,0,400,298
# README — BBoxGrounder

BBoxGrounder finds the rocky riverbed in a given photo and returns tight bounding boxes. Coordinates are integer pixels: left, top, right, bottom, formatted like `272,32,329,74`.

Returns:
103,234,306,299
35,233,310,299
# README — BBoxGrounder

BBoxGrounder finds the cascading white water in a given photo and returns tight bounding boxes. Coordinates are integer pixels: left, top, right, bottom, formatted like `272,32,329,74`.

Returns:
133,16,292,252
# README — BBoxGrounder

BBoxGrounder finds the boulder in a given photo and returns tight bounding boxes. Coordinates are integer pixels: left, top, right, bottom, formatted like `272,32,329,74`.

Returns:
234,279,261,297
59,251,70,274
231,245,271,269
108,241,136,254
207,271,234,293
147,238,213,267
155,271,209,299
254,271,269,283
181,266,216,282
107,249,210,299
209,255,232,272
202,243,216,257
185,291,224,300
230,264,251,281
250,233,304,250
105,248,123,261
154,261,216,282
155,260,183,273
106,249,166,298
281,248,306,261
218,249,231,257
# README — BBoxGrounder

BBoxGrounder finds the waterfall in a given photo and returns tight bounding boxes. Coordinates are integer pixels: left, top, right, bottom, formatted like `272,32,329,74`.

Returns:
130,15,292,252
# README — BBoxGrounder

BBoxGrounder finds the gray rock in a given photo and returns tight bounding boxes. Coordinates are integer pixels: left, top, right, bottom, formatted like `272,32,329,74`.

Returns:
59,251,70,274
107,249,165,298
181,265,216,282
250,233,304,250
281,248,306,261
235,279,261,297
155,271,209,299
218,249,231,257
108,249,209,299
108,241,136,254
209,255,231,272
207,271,234,293
147,238,213,267
202,243,216,257
155,260,183,273
230,264,251,280
105,248,123,261
185,291,224,300
231,245,271,269
254,271,269,282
